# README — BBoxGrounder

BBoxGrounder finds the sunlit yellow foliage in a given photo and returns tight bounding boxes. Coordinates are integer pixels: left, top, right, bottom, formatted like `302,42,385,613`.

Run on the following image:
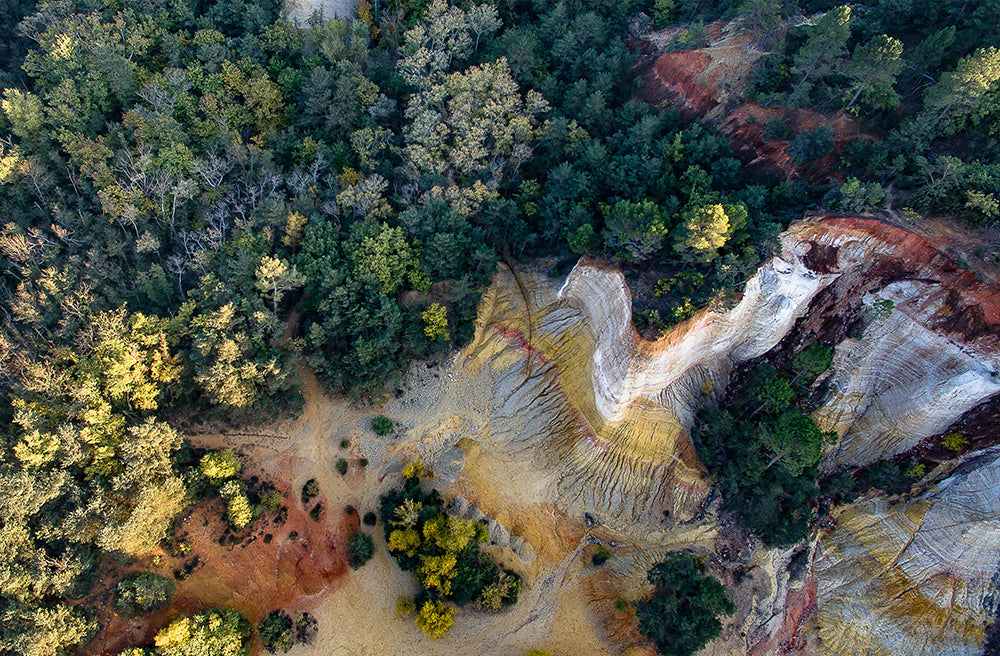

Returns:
339,167,361,187
418,553,457,595
282,212,308,247
155,616,192,648
414,600,454,640
388,528,422,557
402,460,424,480
97,476,187,557
422,514,477,553
13,430,59,469
479,572,518,612
0,145,23,184
226,493,253,529
421,303,449,341
391,498,423,528
941,432,969,452
200,449,241,482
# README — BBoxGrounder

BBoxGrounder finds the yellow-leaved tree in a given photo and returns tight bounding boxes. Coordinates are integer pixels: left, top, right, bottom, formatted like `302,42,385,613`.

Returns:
415,600,454,640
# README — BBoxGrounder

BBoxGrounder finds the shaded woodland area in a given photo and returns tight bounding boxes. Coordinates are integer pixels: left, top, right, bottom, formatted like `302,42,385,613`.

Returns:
0,0,999,654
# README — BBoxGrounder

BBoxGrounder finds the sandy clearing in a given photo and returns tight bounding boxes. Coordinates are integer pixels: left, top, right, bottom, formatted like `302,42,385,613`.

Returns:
184,366,634,656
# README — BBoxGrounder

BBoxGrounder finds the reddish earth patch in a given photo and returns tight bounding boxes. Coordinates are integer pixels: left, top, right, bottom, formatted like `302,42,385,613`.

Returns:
635,22,872,180
81,475,355,656
747,554,817,656
791,215,1000,350
584,566,652,653
722,104,872,180
640,49,718,119
768,213,1000,476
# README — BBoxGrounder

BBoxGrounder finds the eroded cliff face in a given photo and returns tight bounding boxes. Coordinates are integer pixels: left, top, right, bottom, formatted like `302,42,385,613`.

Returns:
786,217,1000,468
430,237,838,536
412,211,1000,523
389,213,999,655
811,447,1000,656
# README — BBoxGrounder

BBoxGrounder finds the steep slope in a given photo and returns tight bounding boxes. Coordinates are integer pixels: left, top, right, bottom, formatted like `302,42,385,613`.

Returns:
812,447,1000,656
406,213,999,536
433,213,1000,655
786,216,1000,468
638,20,869,179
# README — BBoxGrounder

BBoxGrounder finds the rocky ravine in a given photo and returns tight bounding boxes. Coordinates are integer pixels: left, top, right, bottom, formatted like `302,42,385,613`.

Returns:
382,212,998,655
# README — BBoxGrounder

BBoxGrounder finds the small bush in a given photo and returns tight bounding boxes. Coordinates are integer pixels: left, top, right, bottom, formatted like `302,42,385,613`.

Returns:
371,416,393,435
301,479,319,504
227,495,253,529
336,458,349,475
294,613,318,644
259,490,283,514
478,572,519,612
344,505,356,515
200,449,241,482
220,482,253,529
359,458,368,467
348,533,375,569
258,610,294,653
402,461,423,479
310,503,324,521
114,573,174,616
395,596,416,618
415,600,454,639
363,512,377,526
941,432,969,452
592,545,612,566
340,439,351,449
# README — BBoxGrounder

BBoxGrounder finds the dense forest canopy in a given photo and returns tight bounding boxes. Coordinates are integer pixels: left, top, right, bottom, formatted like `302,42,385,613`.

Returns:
0,0,998,654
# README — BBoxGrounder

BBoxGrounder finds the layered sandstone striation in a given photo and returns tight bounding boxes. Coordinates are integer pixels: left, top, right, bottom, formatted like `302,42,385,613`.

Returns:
811,447,1000,656
785,217,1000,468
378,213,999,654
412,214,999,533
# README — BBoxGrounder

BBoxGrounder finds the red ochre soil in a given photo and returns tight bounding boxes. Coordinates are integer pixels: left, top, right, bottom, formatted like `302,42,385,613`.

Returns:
637,24,872,180
81,474,356,656
790,215,1000,350
747,555,818,656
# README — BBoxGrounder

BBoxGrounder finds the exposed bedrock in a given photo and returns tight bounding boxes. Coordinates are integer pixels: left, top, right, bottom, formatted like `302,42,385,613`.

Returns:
431,214,999,539
397,213,1000,653
784,217,1000,468
811,447,1000,656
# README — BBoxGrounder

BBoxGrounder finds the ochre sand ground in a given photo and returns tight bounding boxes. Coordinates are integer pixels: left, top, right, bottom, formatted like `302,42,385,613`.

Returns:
190,370,630,656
